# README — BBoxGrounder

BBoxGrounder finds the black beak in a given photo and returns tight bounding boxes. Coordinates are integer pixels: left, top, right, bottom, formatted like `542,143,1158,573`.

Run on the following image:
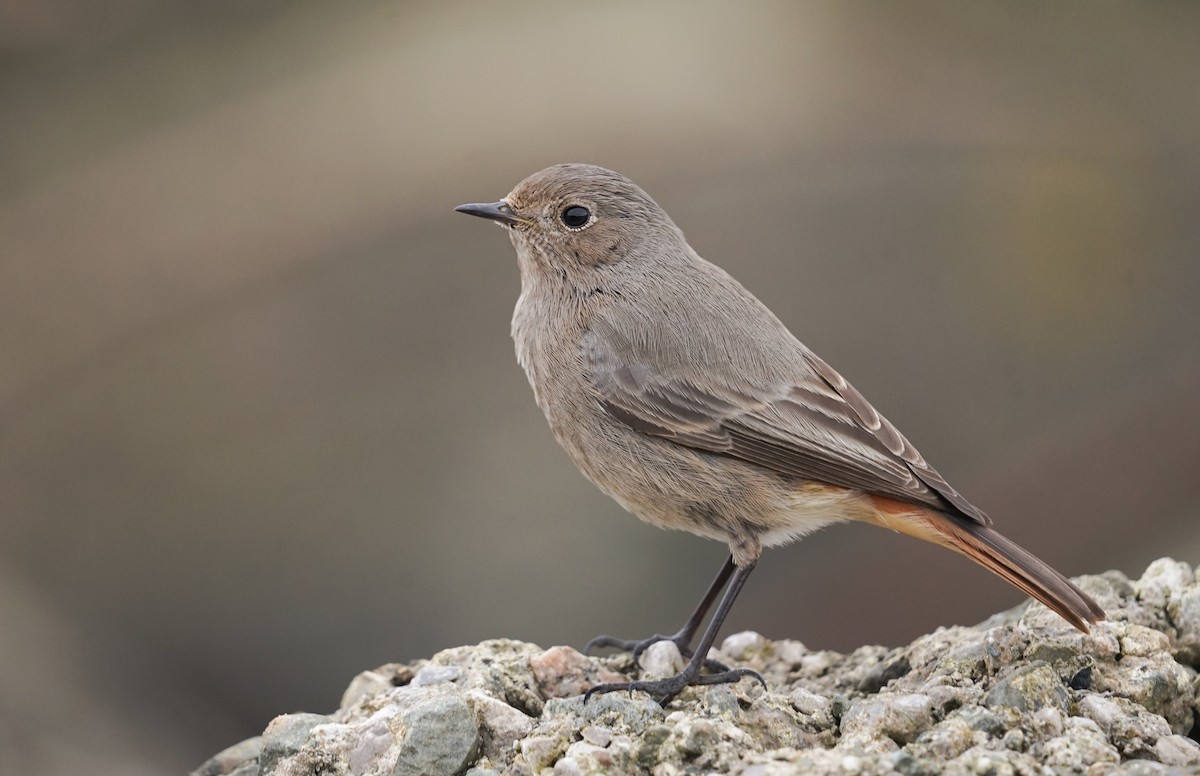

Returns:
454,200,524,226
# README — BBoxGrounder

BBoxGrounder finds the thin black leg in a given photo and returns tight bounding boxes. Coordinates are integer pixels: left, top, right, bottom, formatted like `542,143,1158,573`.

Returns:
584,554,735,663
584,559,765,705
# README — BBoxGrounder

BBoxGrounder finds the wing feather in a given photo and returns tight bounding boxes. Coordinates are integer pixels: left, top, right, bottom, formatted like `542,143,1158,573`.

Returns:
584,326,989,525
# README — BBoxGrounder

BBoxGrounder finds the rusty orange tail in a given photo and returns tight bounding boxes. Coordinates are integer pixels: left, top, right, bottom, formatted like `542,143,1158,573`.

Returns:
866,499,1105,632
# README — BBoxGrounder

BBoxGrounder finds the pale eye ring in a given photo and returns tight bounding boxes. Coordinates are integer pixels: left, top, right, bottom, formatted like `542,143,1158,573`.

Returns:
560,205,591,229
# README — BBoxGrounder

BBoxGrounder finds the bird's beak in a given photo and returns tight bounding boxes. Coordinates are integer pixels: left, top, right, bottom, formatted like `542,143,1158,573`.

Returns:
454,200,525,227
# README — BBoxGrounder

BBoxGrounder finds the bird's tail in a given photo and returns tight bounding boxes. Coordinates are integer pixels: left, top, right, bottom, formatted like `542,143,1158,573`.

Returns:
865,499,1106,632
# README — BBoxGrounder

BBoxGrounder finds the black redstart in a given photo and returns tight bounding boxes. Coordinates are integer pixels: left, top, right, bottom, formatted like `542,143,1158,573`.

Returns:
455,163,1104,703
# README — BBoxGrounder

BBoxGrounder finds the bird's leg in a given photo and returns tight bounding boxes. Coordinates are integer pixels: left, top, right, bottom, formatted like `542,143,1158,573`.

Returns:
584,554,735,671
584,558,765,705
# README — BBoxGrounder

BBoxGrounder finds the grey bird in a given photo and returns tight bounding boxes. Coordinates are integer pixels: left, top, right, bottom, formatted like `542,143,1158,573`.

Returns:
455,163,1105,703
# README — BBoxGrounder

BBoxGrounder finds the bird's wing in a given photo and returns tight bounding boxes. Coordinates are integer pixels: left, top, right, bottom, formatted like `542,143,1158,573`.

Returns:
582,327,989,525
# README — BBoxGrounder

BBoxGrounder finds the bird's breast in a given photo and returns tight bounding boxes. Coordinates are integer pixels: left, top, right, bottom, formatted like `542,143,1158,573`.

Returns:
510,290,592,424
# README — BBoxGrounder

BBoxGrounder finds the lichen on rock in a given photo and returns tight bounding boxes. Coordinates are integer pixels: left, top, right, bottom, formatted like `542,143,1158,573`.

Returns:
193,559,1200,775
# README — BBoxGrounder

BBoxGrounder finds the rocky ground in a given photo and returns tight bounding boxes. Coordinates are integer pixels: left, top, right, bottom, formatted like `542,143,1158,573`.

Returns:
193,559,1200,775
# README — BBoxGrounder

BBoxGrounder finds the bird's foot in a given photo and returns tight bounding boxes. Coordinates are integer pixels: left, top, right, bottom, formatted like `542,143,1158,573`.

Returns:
584,632,731,673
583,666,765,706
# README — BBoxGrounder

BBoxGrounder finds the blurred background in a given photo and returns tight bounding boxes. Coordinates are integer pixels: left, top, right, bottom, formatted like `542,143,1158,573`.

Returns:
2,1,1198,773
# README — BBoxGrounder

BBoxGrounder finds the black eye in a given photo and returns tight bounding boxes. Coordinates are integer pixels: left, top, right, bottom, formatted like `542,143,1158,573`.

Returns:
561,205,591,228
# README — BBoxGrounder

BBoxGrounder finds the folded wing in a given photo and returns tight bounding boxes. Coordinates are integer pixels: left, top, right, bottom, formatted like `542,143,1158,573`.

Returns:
583,327,989,525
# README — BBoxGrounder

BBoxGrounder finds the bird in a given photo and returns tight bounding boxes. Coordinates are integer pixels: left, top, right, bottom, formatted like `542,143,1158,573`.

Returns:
455,163,1105,703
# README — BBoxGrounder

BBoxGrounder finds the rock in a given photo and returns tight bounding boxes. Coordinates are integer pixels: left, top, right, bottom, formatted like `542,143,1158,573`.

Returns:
195,558,1200,775
390,694,480,776
1092,651,1196,733
639,639,684,678
1154,734,1200,766
1135,559,1194,611
1119,624,1172,657
906,714,976,761
788,686,832,719
411,664,461,687
983,662,1069,714
1039,716,1121,771
190,736,262,776
856,655,912,694
838,692,934,750
720,630,767,660
341,668,399,708
425,640,545,714
467,690,535,759
1077,693,1171,759
258,713,331,774
1168,584,1200,665
529,645,626,699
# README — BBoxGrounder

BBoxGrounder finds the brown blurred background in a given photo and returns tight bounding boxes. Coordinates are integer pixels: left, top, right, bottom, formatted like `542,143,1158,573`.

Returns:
2,1,1198,773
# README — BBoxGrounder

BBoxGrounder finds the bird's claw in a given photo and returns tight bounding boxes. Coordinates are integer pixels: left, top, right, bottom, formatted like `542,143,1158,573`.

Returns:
583,667,765,705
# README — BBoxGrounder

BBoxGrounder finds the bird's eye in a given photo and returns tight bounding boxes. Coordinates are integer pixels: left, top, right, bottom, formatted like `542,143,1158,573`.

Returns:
561,205,591,229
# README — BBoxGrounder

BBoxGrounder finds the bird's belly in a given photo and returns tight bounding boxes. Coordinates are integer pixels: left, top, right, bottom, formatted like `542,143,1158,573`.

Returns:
553,412,861,546
758,482,874,547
